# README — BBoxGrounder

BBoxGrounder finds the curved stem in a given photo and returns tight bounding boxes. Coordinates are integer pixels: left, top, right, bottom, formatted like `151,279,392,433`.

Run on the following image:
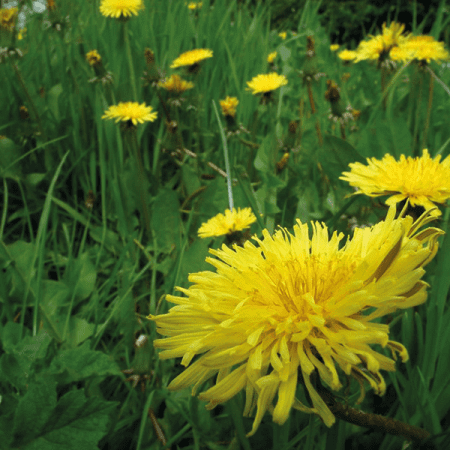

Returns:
316,383,430,443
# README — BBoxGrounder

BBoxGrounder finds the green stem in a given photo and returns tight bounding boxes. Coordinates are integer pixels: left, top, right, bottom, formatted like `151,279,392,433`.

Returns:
421,70,434,151
316,382,430,443
124,21,138,100
130,129,151,239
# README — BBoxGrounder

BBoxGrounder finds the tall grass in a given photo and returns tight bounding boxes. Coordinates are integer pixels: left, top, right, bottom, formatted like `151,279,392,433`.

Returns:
1,0,450,449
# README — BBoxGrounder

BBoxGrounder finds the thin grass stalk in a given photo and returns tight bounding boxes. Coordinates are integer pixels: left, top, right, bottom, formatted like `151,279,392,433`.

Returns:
421,70,434,150
124,21,138,101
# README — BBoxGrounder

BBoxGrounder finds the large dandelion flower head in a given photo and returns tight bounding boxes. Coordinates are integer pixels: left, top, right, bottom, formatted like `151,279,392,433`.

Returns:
391,35,450,64
99,0,144,18
158,74,194,93
338,49,358,62
340,149,450,216
198,207,256,238
170,48,213,69
102,102,157,126
246,73,288,95
354,21,409,62
150,205,443,435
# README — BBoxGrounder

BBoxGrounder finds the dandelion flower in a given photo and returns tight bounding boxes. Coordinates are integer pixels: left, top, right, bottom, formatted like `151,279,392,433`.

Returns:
170,48,213,69
354,22,409,62
219,96,239,118
198,207,256,238
246,73,288,95
267,51,277,63
338,49,358,62
330,44,340,52
340,149,450,216
86,50,102,66
278,31,287,40
187,1,202,9
391,35,450,64
100,0,144,18
158,74,194,93
0,7,18,31
150,205,443,435
102,102,157,125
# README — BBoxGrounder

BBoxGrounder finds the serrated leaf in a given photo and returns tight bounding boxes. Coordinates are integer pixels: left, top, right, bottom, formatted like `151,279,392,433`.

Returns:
47,341,119,384
11,381,117,450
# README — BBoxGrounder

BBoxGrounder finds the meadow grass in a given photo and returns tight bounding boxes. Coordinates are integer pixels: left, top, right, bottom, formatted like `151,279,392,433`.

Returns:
1,0,450,449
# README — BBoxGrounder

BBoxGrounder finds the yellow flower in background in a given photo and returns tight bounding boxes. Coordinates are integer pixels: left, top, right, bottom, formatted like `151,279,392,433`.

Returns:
170,48,213,68
86,50,102,66
267,51,277,63
278,31,287,40
391,35,450,63
338,49,358,61
158,74,194,93
102,102,157,125
187,1,202,9
330,44,340,52
99,0,144,18
246,73,288,95
18,28,27,40
353,21,409,62
219,96,239,118
150,205,442,436
340,149,450,216
0,7,18,31
198,207,256,238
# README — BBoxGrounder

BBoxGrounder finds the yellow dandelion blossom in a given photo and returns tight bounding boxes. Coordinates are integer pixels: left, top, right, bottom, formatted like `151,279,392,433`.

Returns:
246,73,288,95
267,51,277,64
354,21,409,62
278,31,287,40
158,74,194,93
149,205,443,436
330,44,340,52
18,28,26,40
338,49,358,62
86,50,102,66
99,0,144,18
198,208,256,238
340,149,450,216
391,35,450,64
170,48,213,69
219,96,239,118
102,102,157,125
187,1,202,10
0,7,18,31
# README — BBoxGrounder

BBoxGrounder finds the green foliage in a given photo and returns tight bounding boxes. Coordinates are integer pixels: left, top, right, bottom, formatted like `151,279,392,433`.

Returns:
0,0,450,449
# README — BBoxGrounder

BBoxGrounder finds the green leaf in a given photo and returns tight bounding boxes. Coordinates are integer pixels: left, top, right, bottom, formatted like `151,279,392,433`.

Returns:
151,188,181,253
47,84,63,121
65,252,96,301
319,134,365,180
47,341,119,384
11,379,117,450
0,137,22,180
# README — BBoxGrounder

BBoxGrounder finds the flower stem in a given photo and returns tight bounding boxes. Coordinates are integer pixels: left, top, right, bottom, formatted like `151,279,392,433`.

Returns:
129,129,151,239
421,69,434,151
316,383,431,443
124,22,138,101
307,81,323,145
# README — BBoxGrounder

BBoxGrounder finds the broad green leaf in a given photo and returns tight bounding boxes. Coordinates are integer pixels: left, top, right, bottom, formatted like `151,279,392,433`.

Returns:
64,252,96,301
319,134,365,180
151,188,181,253
47,341,120,384
11,380,117,450
0,137,21,180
